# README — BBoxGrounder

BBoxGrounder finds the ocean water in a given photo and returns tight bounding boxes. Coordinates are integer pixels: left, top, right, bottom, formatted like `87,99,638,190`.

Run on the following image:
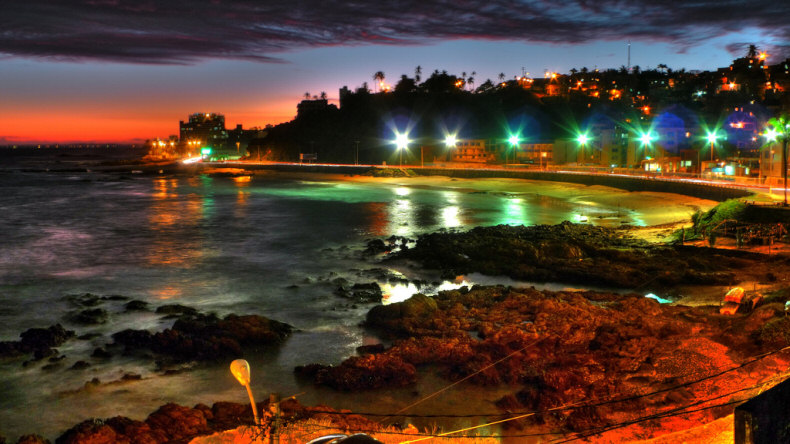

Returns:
0,155,686,440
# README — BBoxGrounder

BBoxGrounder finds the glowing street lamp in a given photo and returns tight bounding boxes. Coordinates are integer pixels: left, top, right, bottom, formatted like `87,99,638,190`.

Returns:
230,359,260,425
508,134,520,164
444,135,458,148
394,132,409,166
639,131,655,167
577,133,590,164
706,131,719,162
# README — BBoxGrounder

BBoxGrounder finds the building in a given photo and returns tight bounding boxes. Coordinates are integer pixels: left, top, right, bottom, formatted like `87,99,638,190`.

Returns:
179,113,228,148
450,139,497,163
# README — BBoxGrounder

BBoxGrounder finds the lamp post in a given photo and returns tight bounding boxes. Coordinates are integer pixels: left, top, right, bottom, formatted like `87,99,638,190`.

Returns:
706,131,719,162
640,131,654,172
355,140,360,165
577,133,589,165
394,132,409,166
230,359,260,425
508,134,520,166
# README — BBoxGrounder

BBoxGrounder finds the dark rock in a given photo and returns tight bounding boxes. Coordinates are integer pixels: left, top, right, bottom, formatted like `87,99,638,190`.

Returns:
124,300,149,311
91,348,112,359
20,325,75,350
365,293,438,337
70,361,91,370
155,304,198,316
55,418,130,444
111,329,153,350
113,314,292,364
77,333,102,340
350,283,382,303
120,373,142,381
32,347,56,360
72,308,108,325
15,435,50,444
356,344,385,354
103,295,128,301
144,403,210,442
65,293,102,307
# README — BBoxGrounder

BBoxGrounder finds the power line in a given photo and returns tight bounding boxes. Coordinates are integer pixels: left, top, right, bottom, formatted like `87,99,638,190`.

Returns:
301,343,790,420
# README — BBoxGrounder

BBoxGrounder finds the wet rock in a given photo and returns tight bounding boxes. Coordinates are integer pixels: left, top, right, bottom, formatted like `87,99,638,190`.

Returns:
77,332,102,340
124,300,149,311
111,329,153,350
145,403,210,442
65,293,102,307
155,304,198,316
388,222,745,289
365,293,438,337
299,353,417,390
72,308,108,325
91,348,112,359
20,325,75,350
113,314,292,364
1,324,75,359
55,418,130,444
356,344,385,355
70,360,91,370
15,435,50,444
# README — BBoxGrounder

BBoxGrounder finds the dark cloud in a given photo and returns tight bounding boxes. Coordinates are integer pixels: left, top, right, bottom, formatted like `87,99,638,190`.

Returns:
1,0,789,64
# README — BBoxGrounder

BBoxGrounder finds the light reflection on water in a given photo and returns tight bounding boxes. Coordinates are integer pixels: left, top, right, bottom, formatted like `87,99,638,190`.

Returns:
0,171,661,441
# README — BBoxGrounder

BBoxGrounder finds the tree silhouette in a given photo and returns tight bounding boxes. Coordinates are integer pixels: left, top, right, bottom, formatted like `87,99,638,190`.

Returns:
373,71,385,92
415,65,422,83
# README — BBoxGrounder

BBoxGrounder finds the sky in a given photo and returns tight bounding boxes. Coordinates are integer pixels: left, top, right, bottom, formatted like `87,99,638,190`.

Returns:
1,0,789,144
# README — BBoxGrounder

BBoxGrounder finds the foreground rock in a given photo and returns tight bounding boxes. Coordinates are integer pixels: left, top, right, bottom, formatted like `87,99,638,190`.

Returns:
299,285,790,437
54,399,382,444
112,314,293,364
0,325,75,360
387,222,782,289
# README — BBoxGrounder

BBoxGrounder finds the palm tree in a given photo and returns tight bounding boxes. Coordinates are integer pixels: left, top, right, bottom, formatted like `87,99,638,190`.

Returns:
467,76,475,91
498,72,505,83
319,91,327,100
303,92,310,99
415,65,422,83
373,71,385,92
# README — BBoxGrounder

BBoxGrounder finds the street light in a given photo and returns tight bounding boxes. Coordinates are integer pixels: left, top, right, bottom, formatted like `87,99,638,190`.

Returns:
508,134,520,165
639,131,654,171
444,135,458,148
706,131,719,162
230,359,260,425
394,132,409,166
577,133,590,164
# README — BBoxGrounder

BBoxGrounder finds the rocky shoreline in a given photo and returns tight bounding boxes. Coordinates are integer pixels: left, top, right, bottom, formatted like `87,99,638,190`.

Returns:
4,222,790,443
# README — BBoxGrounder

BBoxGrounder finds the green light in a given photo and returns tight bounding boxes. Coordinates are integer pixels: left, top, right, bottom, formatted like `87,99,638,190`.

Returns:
508,134,520,146
639,132,654,145
201,147,212,155
765,128,779,141
706,132,718,143
577,134,589,145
